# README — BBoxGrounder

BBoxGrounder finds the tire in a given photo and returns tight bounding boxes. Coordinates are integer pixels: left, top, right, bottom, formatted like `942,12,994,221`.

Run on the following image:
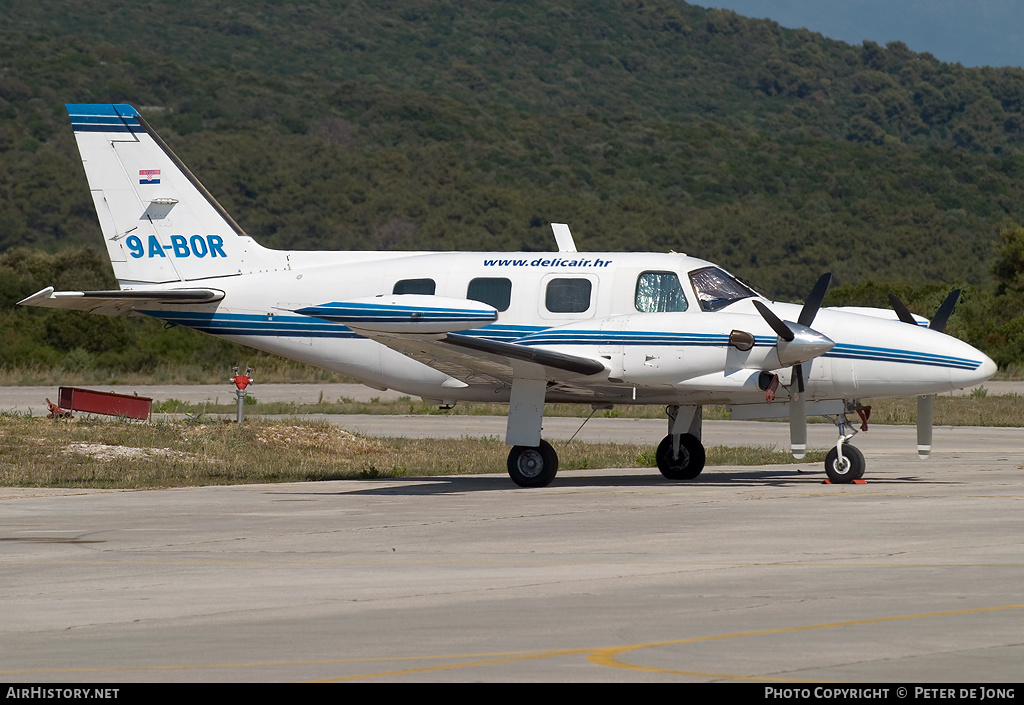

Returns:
507,440,558,488
824,444,865,483
656,433,706,481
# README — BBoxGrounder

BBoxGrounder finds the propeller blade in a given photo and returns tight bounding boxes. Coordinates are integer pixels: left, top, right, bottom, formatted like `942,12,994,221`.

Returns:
761,274,831,461
929,289,961,332
790,387,807,459
793,362,806,393
889,289,961,331
790,273,831,460
889,292,949,460
753,300,794,341
797,273,832,327
917,395,933,459
760,273,833,462
921,292,956,458
888,293,917,325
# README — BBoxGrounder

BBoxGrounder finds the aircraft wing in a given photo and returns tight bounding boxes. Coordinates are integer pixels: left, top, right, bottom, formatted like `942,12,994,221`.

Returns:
18,287,224,316
295,294,606,387
361,330,606,387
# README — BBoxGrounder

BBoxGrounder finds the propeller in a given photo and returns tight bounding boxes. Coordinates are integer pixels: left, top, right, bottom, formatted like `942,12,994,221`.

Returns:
887,293,916,326
929,289,961,333
888,289,961,458
753,273,833,459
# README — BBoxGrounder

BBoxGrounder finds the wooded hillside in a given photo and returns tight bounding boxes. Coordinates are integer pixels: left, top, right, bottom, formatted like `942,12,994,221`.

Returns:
3,0,1024,373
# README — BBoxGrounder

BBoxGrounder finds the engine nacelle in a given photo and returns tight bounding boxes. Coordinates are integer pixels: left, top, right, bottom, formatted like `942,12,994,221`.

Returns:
516,310,833,385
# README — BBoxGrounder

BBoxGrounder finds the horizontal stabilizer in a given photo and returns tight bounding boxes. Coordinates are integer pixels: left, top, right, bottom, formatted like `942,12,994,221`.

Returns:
18,286,224,316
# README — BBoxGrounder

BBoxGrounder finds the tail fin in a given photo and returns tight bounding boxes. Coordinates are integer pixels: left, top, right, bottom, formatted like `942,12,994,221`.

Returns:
67,104,285,285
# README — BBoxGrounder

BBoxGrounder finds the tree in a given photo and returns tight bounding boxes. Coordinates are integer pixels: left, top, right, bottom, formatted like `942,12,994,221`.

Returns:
993,223,1024,293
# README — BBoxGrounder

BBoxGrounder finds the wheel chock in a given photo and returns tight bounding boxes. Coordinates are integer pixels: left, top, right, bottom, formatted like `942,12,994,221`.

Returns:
822,478,868,484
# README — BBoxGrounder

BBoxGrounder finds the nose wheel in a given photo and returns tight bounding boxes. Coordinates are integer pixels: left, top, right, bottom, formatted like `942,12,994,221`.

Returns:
824,444,865,483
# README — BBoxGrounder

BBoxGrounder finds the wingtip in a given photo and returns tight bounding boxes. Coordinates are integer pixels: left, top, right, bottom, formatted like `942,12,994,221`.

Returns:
16,286,55,306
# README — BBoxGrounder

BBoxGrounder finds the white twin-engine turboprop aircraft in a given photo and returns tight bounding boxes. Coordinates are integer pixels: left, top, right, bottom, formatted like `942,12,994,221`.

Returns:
20,104,996,487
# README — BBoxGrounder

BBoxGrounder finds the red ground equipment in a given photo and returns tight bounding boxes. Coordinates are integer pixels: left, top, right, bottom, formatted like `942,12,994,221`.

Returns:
56,387,153,420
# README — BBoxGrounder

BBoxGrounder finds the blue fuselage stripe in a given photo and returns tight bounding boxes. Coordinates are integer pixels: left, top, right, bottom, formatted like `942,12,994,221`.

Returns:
141,310,361,338
140,313,983,371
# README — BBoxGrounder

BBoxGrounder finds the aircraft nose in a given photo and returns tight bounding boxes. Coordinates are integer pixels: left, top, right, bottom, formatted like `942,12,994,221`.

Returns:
975,352,998,383
952,344,997,389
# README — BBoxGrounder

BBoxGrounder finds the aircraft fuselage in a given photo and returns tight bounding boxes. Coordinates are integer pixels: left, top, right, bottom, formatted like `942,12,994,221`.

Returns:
125,249,994,408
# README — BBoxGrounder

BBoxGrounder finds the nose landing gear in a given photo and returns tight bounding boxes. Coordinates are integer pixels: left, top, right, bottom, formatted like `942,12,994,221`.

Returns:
823,405,867,483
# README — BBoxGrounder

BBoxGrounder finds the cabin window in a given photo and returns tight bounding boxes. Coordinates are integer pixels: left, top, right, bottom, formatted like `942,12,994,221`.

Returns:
545,278,593,313
688,266,756,312
635,271,688,312
467,277,512,312
393,278,436,295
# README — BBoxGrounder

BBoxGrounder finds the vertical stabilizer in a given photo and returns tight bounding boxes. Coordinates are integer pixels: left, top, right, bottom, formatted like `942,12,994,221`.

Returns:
67,104,285,286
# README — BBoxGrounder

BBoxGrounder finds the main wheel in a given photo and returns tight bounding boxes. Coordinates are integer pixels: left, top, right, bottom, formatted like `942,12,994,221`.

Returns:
824,444,865,483
507,440,559,488
656,433,706,480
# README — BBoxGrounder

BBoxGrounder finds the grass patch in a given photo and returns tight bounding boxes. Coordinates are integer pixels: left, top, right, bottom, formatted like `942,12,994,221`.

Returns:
863,394,1024,427
149,394,1024,428
0,415,819,489
153,396,731,420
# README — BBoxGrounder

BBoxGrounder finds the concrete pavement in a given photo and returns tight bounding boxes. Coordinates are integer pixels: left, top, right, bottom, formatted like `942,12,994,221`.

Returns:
1,420,1021,682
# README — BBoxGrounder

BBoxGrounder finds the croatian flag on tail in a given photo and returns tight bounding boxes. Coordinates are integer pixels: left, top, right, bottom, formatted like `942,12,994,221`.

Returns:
139,169,161,184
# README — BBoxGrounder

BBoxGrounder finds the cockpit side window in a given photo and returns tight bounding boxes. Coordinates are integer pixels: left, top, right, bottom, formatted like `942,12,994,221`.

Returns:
688,266,756,312
635,271,688,312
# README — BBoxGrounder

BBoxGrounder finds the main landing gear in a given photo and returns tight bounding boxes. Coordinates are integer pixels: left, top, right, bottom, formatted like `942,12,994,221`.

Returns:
656,433,705,480
504,404,709,488
656,405,706,481
507,440,559,488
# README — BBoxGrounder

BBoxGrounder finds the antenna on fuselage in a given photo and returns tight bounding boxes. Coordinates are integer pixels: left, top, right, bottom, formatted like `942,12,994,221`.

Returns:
551,223,577,252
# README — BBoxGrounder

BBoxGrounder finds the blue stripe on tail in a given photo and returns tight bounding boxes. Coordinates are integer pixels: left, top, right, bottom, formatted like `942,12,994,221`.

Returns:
66,104,143,134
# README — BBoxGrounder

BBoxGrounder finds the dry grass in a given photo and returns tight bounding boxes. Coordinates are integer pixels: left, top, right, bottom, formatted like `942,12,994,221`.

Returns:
5,387,1013,490
0,414,817,489
154,396,719,419
153,393,1024,428
864,395,1023,427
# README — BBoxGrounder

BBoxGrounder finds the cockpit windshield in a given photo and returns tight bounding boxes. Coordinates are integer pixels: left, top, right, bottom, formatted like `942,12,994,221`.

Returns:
688,266,757,312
